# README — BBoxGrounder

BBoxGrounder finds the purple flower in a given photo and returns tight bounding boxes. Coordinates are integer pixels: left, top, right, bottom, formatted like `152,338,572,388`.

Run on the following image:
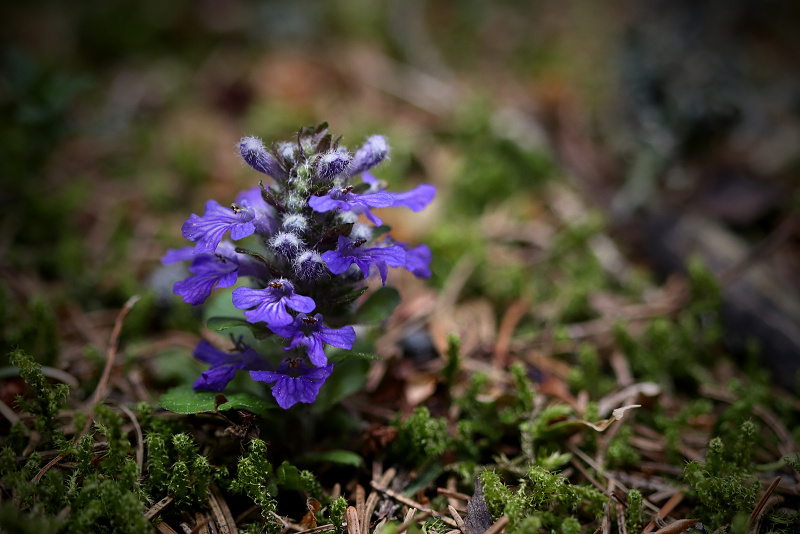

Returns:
308,186,393,226
362,172,436,212
251,358,335,409
236,187,278,234
181,187,276,254
239,136,286,180
348,135,390,176
269,313,356,367
163,242,261,306
321,235,405,286
161,246,196,265
401,243,433,279
232,279,316,326
192,340,267,392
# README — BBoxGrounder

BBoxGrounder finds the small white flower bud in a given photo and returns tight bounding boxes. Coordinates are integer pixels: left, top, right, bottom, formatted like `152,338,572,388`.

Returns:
350,223,373,242
294,249,326,280
270,232,302,257
282,213,309,233
336,211,359,224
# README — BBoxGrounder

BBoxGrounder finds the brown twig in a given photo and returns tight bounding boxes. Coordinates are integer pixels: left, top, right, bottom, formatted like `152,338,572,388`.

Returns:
209,485,238,534
295,525,336,534
346,507,360,534
145,495,175,520
493,299,529,369
369,480,458,527
355,485,366,534
642,492,684,534
114,400,144,476
749,476,781,529
482,515,509,534
750,495,784,534
448,505,466,534
190,512,210,534
155,522,181,534
363,467,396,532
437,487,471,503
651,518,700,534
397,509,428,534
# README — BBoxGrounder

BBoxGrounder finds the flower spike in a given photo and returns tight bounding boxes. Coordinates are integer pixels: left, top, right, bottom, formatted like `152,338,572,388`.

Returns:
165,123,434,409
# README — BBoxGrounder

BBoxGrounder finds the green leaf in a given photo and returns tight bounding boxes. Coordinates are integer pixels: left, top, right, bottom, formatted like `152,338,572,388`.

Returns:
206,316,272,339
312,358,370,412
159,385,273,418
297,450,364,468
327,351,380,364
355,287,401,324
276,460,303,490
206,316,251,332
331,286,368,306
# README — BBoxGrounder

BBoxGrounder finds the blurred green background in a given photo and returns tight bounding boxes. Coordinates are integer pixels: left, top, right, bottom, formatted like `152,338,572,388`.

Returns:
2,0,800,381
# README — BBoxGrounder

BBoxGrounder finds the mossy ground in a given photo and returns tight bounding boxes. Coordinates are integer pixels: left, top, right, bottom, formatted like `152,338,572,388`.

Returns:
2,2,800,533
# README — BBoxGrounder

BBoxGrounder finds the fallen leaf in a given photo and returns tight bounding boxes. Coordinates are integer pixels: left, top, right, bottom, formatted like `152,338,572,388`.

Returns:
579,404,641,432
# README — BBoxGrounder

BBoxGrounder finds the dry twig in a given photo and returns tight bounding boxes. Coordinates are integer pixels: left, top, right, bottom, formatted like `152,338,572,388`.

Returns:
32,295,140,484
369,481,458,527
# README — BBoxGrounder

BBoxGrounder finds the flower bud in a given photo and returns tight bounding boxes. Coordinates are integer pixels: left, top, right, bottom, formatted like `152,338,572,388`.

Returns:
281,213,309,233
270,232,302,258
350,223,373,242
239,137,285,180
278,142,298,165
349,135,389,176
316,150,351,181
294,250,326,280
335,211,359,225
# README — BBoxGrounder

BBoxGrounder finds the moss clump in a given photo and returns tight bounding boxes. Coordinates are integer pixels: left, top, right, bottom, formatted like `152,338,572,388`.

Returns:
9,350,69,447
390,407,448,466
328,496,348,534
683,421,760,530
479,465,605,533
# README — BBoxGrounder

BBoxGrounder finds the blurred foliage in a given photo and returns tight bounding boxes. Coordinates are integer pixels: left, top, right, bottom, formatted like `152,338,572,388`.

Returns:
2,0,799,532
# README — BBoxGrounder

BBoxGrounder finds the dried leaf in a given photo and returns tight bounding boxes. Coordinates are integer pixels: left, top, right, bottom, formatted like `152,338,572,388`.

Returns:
300,498,322,529
579,404,641,432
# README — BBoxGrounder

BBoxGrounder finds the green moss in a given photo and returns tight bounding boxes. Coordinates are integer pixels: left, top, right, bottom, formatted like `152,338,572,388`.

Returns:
625,489,643,534
442,334,461,388
505,362,535,419
448,102,554,214
559,516,581,534
9,350,69,446
390,407,448,466
479,470,511,518
605,426,641,469
683,422,760,530
328,496,348,534
230,439,278,516
479,464,605,533
567,343,614,397
144,432,170,497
